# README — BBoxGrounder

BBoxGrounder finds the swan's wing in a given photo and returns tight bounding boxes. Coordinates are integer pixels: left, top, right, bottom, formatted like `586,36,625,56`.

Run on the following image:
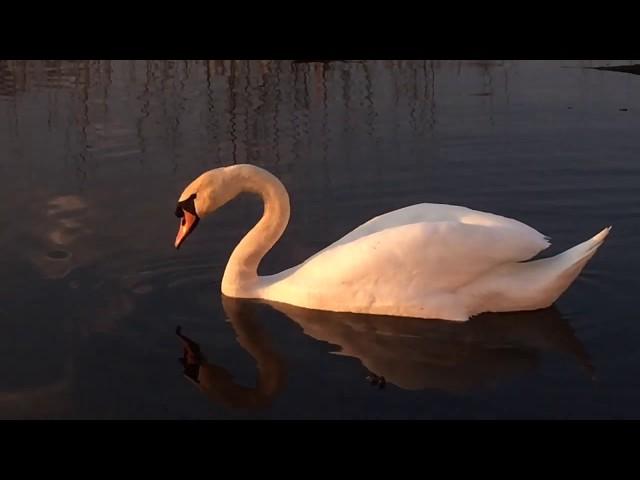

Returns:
331,203,548,248
288,218,550,293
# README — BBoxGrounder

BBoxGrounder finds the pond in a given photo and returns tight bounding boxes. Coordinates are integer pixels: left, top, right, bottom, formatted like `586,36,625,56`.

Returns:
0,60,637,419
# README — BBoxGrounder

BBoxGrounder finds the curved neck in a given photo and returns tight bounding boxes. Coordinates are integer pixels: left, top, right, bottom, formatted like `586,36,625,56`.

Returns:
221,166,290,296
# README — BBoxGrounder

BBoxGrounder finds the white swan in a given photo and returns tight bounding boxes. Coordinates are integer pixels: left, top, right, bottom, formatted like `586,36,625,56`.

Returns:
174,164,610,321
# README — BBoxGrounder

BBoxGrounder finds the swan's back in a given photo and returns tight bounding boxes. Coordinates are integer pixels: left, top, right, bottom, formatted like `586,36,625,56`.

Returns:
331,203,547,249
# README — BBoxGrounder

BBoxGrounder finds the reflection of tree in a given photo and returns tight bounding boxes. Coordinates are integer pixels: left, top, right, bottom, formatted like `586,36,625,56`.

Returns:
0,59,454,186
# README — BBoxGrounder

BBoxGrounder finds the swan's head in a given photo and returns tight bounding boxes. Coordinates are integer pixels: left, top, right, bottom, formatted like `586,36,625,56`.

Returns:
174,167,241,249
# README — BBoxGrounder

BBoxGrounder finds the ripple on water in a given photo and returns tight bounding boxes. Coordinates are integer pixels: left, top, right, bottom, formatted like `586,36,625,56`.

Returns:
47,250,71,260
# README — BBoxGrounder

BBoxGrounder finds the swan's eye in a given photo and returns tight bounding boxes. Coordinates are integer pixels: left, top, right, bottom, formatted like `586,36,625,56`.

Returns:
177,193,198,217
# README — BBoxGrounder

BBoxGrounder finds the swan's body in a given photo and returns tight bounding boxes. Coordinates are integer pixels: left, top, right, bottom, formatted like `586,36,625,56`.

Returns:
175,164,610,322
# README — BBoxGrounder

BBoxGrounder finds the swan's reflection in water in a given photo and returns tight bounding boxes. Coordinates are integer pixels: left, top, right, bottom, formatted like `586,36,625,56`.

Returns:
177,297,287,410
178,296,593,410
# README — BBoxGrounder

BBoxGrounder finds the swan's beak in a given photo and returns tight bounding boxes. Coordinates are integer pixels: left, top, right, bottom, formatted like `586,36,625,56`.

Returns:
175,210,200,249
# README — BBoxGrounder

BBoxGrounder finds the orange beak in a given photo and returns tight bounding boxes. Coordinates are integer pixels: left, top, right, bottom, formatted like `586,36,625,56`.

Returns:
175,210,200,249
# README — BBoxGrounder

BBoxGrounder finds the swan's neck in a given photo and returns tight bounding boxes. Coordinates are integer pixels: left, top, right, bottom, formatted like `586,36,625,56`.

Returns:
221,167,290,297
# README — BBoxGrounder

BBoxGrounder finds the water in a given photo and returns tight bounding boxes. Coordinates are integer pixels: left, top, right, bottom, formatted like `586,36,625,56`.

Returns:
0,60,638,419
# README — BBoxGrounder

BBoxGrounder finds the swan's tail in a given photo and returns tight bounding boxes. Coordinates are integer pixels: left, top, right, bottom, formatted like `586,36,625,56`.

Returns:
470,227,611,314
537,226,611,279
517,226,611,306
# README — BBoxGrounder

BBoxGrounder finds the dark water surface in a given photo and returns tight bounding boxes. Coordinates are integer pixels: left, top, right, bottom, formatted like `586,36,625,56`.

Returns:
0,60,638,419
